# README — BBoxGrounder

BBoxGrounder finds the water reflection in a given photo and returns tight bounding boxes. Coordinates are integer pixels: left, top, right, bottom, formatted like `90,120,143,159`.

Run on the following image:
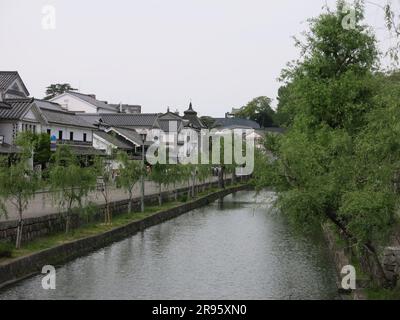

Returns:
0,191,338,300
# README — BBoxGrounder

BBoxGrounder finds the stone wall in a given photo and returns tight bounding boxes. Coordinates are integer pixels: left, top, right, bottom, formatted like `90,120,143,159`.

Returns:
383,247,400,286
0,184,249,288
0,179,239,244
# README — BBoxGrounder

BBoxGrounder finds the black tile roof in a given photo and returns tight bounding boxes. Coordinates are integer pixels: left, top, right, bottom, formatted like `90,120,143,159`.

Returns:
65,91,118,112
41,108,95,128
108,127,152,146
0,98,34,120
34,99,65,111
0,71,29,96
100,113,159,128
94,131,134,150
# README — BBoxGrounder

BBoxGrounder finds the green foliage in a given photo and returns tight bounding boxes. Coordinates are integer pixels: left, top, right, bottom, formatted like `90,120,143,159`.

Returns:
14,132,51,168
199,116,216,129
235,96,276,128
93,156,115,224
254,2,399,283
0,241,13,258
49,145,96,233
44,83,77,100
116,152,142,212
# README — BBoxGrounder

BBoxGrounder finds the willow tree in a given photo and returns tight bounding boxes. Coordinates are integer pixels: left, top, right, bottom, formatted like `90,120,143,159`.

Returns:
254,2,394,284
117,152,142,213
149,163,170,206
48,145,96,233
94,156,115,224
0,156,40,249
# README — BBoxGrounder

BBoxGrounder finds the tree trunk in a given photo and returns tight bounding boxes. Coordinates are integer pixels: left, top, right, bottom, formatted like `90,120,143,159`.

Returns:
326,209,389,285
128,191,132,213
158,183,162,206
174,182,178,201
65,213,70,234
15,206,24,249
192,173,196,198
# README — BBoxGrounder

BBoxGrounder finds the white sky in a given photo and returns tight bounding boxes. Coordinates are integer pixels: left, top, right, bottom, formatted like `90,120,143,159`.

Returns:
0,0,396,116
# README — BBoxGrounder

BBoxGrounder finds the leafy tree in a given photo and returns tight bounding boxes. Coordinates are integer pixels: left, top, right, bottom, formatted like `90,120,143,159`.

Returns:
14,132,51,170
149,163,169,206
167,164,186,201
117,152,142,213
44,83,77,100
48,145,96,233
197,164,212,192
94,156,115,224
200,116,216,129
235,96,276,128
253,1,395,284
0,146,40,248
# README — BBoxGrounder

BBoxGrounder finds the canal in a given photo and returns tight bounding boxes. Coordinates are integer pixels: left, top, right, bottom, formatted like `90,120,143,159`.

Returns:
0,190,339,300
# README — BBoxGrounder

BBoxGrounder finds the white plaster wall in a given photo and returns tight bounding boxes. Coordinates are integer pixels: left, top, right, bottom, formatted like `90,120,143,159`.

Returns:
51,94,97,113
43,125,93,142
0,122,14,145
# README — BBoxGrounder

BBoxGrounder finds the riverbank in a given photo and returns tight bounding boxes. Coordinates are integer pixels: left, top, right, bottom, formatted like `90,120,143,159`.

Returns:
0,184,250,289
322,222,400,300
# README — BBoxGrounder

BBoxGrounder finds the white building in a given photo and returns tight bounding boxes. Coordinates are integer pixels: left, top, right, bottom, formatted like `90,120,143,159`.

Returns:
50,91,141,114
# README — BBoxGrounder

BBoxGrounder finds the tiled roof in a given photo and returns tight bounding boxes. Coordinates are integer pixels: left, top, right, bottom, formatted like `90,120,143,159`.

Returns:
183,113,206,129
0,71,29,96
75,113,102,126
182,103,206,129
34,99,64,111
65,91,118,112
213,118,261,129
108,127,151,146
41,109,95,128
0,98,34,120
67,145,106,156
94,131,134,150
0,72,18,90
100,113,159,128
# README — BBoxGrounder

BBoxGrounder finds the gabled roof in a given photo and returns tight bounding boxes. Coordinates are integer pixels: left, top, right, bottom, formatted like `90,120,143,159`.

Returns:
94,130,134,150
100,113,160,128
40,108,95,128
34,99,65,111
0,71,30,96
0,98,35,120
213,118,261,130
158,111,185,132
106,127,152,146
53,91,118,112
75,113,102,126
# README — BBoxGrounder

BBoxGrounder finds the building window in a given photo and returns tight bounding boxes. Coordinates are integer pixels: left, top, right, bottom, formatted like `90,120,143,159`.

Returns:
83,133,87,142
58,131,63,140
47,129,51,136
70,132,74,141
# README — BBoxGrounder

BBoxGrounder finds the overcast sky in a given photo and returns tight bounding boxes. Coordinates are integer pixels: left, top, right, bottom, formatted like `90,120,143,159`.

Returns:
0,0,394,116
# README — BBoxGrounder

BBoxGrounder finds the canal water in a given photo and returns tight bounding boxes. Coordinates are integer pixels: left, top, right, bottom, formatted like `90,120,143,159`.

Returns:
0,190,339,300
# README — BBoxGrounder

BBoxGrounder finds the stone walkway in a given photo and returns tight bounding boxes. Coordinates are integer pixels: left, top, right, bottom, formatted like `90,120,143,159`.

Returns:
0,176,226,222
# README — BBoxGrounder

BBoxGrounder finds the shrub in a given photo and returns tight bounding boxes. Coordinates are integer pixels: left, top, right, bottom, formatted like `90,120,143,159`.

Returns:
0,241,13,258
